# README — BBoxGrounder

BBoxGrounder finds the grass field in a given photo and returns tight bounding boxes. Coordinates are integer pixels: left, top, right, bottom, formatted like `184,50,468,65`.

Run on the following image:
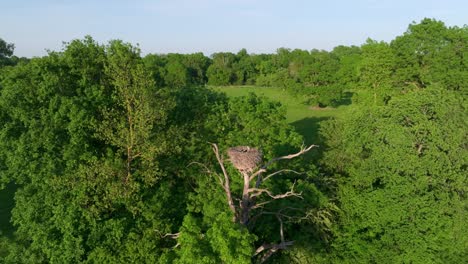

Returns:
211,86,351,144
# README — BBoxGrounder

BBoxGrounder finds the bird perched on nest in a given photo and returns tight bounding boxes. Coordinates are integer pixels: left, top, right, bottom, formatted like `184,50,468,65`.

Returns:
227,146,263,173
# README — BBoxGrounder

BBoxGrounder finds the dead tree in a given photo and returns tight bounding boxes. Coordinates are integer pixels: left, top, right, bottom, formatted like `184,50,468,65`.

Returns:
211,143,318,263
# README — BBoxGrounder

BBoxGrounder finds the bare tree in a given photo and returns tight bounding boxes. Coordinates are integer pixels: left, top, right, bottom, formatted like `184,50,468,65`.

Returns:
211,143,318,263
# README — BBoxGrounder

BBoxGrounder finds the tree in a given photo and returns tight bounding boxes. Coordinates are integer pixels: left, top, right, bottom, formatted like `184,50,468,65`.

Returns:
211,144,317,262
0,38,15,67
0,38,195,262
183,52,210,85
170,94,333,263
0,39,14,56
207,52,236,85
233,49,257,85
0,37,110,262
164,60,189,88
299,49,339,87
358,39,395,105
320,85,467,263
391,18,467,91
332,45,362,89
142,53,167,87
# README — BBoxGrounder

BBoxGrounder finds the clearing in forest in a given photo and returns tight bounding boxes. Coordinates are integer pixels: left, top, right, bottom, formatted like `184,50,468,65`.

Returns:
211,86,351,144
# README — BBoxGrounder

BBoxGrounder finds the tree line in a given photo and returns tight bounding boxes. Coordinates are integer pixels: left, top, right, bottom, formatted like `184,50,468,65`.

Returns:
143,18,465,107
0,18,466,263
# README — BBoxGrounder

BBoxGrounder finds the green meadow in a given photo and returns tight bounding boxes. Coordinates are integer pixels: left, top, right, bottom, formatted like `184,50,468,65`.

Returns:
211,86,351,144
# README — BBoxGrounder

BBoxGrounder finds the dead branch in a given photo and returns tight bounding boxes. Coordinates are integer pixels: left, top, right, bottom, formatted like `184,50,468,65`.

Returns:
240,170,252,225
155,229,181,239
254,241,294,256
262,169,304,183
249,187,302,199
278,215,285,243
161,232,180,239
208,143,318,262
249,168,267,182
211,143,237,219
155,230,181,249
261,144,318,171
249,181,302,200
249,144,318,183
254,215,294,263
416,143,424,155
250,188,302,210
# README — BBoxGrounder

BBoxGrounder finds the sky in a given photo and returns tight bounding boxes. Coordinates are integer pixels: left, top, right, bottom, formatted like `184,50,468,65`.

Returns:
1,0,467,57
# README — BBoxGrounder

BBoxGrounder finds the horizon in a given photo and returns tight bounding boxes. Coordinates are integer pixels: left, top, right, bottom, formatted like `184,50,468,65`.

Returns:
2,0,467,58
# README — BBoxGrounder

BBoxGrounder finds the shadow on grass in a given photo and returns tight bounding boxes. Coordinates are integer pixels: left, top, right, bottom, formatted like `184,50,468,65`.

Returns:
291,116,331,161
291,116,330,145
0,183,16,238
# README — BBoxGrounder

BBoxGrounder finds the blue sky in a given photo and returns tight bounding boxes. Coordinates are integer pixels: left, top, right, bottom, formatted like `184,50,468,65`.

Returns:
2,0,467,57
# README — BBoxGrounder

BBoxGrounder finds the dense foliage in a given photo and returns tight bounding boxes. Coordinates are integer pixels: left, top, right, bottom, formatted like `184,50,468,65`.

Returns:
320,86,467,263
0,18,466,263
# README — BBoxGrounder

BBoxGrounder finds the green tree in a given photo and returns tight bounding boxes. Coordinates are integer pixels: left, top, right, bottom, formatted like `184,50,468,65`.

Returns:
207,52,236,86
0,38,190,262
299,49,339,87
358,39,395,105
391,18,467,91
332,45,362,89
0,38,14,67
143,53,167,87
321,86,467,263
171,94,332,263
164,60,189,88
183,52,210,85
0,37,110,262
233,49,257,85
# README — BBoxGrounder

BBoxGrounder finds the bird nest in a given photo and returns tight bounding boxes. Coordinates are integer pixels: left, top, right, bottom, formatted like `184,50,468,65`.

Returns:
227,146,263,173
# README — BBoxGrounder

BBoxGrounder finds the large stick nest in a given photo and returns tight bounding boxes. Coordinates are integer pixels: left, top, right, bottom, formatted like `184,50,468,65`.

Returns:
227,146,263,173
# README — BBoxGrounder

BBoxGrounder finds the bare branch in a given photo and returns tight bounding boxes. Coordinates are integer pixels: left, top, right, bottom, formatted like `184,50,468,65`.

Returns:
253,189,302,200
161,232,180,239
251,200,275,210
261,144,318,170
262,169,304,183
254,241,294,263
155,230,180,239
249,190,302,210
249,168,266,182
248,188,271,197
277,215,285,243
249,182,302,201
248,144,317,184
209,143,317,262
155,230,181,249
211,143,236,218
254,213,295,263
254,241,294,256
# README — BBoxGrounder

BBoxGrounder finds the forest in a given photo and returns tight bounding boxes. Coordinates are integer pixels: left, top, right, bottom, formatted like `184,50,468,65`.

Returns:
0,18,466,263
